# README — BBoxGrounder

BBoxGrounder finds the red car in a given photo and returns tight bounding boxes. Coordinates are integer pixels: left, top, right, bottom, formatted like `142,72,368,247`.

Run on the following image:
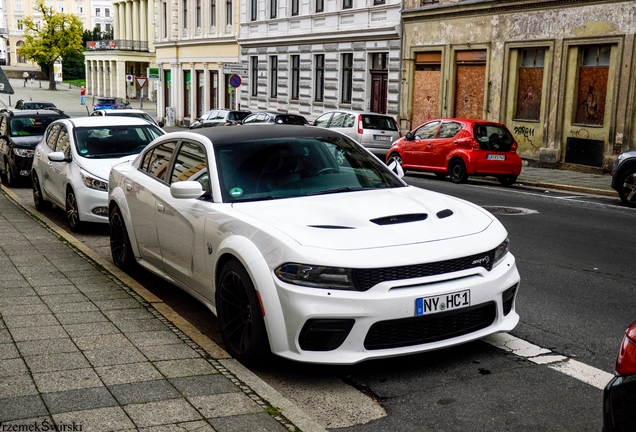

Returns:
386,118,522,186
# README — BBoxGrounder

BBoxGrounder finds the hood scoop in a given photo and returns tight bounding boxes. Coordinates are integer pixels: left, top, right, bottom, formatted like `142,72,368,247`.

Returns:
370,213,428,226
309,225,355,229
436,209,454,219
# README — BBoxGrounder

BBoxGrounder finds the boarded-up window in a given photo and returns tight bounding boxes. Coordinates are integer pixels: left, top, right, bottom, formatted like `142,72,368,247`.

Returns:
575,45,611,126
412,52,441,127
515,49,545,121
454,50,487,119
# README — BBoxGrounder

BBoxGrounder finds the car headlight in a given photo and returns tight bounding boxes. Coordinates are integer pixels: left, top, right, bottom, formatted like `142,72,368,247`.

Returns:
13,148,34,157
80,170,108,191
275,263,356,290
492,237,510,268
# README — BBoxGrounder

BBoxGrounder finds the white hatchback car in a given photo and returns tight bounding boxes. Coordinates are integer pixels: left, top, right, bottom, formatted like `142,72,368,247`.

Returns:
108,125,520,365
31,117,164,230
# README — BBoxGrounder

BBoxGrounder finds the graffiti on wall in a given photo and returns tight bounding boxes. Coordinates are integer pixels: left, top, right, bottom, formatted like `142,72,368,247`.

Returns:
513,126,538,149
570,128,590,139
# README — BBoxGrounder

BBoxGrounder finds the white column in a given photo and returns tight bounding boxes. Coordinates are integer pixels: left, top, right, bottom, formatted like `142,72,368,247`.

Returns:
202,62,209,111
132,0,140,43
125,1,132,40
140,0,147,43
118,2,126,40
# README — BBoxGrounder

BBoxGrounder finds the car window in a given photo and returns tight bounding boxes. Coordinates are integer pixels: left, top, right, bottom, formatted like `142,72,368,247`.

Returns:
140,141,178,182
361,115,397,131
74,125,163,158
343,114,356,128
436,122,463,139
55,126,71,156
314,113,332,127
228,112,250,122
474,124,515,151
413,121,440,140
45,124,61,150
329,113,347,128
0,116,6,136
242,114,257,124
10,115,65,137
170,141,209,192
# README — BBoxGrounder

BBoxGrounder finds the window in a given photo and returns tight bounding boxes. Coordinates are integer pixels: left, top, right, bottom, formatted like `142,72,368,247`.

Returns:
17,20,23,31
291,55,300,100
251,56,258,97
515,48,545,121
96,7,101,16
343,0,352,9
373,0,385,4
316,0,324,13
341,54,353,103
141,142,178,182
210,0,217,28
437,122,463,139
315,55,325,101
15,1,22,11
105,8,110,17
292,0,299,15
270,56,278,98
77,6,83,13
226,0,232,26
413,121,440,140
421,0,439,4
251,0,257,21
575,44,611,126
170,142,209,192
270,0,277,18
106,24,111,33
96,23,101,32
163,1,168,37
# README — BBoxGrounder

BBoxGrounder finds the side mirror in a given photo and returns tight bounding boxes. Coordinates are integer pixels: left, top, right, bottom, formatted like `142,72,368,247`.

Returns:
405,132,414,141
170,181,204,199
48,152,71,163
387,159,405,178
158,121,165,128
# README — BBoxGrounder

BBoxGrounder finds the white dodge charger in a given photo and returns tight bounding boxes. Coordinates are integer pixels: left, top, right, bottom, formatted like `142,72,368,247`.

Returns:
108,125,520,365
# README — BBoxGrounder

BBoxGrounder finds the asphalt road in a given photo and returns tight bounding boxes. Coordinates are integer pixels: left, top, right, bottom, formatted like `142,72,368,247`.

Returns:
3,174,633,431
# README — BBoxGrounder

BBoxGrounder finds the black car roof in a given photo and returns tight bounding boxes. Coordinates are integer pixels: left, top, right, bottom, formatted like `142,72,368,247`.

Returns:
2,109,68,117
188,124,341,145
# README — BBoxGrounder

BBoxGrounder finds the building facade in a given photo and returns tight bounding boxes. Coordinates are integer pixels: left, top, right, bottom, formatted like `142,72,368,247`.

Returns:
84,0,156,101
153,0,243,127
238,0,402,121
401,0,636,171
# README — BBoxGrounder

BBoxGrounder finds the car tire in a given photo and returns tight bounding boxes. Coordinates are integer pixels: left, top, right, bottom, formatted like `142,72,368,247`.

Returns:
498,175,517,187
387,152,402,167
65,187,83,232
32,173,52,211
4,159,16,187
449,159,468,183
109,204,136,271
217,260,270,365
618,168,636,208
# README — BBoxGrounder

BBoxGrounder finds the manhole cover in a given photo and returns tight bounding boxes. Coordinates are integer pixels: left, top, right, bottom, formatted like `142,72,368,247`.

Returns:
482,206,538,216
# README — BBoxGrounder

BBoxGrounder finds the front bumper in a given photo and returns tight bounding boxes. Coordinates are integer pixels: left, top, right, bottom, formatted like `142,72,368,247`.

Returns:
75,184,109,224
265,252,520,364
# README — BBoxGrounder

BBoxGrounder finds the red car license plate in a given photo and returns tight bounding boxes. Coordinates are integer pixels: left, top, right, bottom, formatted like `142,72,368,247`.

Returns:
487,154,506,161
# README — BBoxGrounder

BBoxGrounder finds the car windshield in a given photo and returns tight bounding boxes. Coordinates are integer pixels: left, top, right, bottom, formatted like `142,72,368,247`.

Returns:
361,115,398,131
473,124,514,151
228,112,251,122
10,116,65,136
214,136,404,202
73,125,163,158
25,103,55,109
276,115,308,125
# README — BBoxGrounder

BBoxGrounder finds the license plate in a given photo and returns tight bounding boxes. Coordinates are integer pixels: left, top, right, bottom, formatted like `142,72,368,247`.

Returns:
374,135,391,141
487,154,506,161
415,290,470,316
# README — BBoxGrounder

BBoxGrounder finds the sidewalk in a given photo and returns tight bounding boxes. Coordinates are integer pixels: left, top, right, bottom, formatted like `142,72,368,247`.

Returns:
0,189,321,431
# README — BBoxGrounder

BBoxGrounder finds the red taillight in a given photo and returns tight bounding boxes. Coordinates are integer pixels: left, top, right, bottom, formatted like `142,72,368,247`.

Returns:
511,141,518,152
616,322,636,376
357,115,363,135
113,104,118,109
470,138,481,150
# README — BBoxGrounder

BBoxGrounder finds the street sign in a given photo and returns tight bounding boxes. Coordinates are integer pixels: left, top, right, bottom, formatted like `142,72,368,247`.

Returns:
147,67,160,79
223,63,248,76
135,77,148,89
126,74,133,83
229,74,242,88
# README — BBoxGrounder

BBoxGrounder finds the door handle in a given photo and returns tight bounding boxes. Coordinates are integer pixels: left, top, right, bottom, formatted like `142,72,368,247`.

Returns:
157,203,165,212
125,183,132,191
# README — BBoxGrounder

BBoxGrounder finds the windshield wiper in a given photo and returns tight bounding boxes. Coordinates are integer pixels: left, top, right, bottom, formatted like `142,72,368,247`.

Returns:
307,187,364,196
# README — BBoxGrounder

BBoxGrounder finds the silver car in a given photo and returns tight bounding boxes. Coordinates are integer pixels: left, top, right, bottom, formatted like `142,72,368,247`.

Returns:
313,110,401,159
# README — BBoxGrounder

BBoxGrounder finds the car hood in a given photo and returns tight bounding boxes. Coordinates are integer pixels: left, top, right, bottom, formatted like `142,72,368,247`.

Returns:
76,155,138,181
10,135,43,148
233,187,494,250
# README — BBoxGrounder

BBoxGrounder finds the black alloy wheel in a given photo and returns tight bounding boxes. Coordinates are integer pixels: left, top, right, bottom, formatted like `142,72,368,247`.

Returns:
109,204,136,271
217,260,270,365
498,175,517,187
449,159,468,184
32,173,52,211
618,168,636,208
65,188,82,231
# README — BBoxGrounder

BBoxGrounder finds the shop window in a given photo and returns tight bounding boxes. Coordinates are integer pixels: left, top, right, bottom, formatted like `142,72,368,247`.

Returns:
515,48,545,121
575,44,611,126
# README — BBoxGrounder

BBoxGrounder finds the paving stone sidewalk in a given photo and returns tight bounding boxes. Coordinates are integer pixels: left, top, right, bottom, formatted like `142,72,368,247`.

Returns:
0,189,296,431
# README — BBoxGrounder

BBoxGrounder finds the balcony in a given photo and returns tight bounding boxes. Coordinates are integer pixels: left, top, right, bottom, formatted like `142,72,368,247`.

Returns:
86,40,148,52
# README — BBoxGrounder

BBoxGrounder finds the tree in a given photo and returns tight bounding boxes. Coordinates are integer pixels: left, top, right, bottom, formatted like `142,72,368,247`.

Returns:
17,0,84,90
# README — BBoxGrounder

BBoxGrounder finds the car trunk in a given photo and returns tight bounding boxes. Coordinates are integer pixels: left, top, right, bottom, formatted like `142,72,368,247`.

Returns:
473,124,515,151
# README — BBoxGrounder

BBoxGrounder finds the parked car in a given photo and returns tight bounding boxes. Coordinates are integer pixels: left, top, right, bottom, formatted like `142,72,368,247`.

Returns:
91,109,164,128
14,100,59,111
189,109,251,129
386,118,523,186
93,97,131,110
313,110,401,158
242,111,309,125
0,109,70,186
108,125,520,365
603,320,636,431
31,117,164,231
610,149,636,207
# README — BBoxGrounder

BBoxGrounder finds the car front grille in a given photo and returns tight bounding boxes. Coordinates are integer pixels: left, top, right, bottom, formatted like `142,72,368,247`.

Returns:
352,249,496,291
364,302,496,350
